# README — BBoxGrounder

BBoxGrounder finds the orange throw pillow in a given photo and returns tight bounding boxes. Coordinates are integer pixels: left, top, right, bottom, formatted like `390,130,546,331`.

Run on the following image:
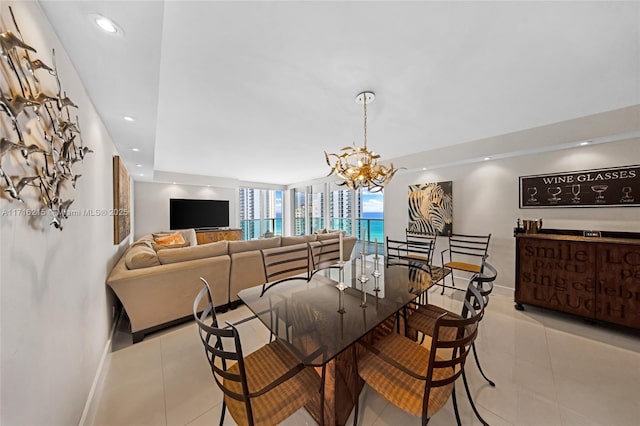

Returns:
154,232,186,246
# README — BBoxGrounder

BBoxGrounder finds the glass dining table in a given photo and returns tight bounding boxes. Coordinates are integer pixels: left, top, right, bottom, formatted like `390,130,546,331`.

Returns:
238,257,448,425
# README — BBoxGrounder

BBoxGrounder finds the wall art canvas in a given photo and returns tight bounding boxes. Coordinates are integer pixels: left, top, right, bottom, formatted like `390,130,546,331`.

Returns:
408,181,453,236
113,155,131,244
520,165,639,208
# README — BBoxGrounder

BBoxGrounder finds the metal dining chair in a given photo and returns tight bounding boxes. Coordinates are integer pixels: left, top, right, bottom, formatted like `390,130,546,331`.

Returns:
406,262,498,425
353,284,485,426
440,233,491,294
194,278,323,426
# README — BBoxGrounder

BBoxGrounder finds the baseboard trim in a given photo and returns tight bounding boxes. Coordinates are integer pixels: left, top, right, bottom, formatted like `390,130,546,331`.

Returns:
78,309,121,426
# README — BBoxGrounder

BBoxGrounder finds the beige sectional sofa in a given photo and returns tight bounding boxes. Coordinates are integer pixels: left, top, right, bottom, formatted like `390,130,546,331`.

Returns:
106,229,356,342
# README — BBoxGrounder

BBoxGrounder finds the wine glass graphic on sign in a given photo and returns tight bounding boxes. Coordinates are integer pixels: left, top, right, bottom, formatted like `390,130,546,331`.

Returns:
547,186,562,203
621,186,633,202
571,184,581,203
527,187,538,202
591,185,608,203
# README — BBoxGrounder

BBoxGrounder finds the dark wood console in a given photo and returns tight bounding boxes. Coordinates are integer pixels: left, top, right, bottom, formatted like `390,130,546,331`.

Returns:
515,229,640,329
196,228,242,244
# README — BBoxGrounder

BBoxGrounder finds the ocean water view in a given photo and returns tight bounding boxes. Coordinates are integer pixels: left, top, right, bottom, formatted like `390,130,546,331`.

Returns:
359,212,384,243
241,213,384,244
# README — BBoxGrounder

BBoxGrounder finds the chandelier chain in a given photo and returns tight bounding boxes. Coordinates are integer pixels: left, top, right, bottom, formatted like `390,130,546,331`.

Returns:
363,94,368,149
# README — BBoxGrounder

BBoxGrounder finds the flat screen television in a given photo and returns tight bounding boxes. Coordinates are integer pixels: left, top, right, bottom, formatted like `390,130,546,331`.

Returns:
170,198,230,230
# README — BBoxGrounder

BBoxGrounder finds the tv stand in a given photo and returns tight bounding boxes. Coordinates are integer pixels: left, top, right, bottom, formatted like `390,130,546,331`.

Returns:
196,228,242,244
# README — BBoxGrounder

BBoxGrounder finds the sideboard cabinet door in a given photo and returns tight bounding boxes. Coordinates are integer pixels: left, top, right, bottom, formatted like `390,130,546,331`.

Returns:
596,244,640,328
516,238,596,318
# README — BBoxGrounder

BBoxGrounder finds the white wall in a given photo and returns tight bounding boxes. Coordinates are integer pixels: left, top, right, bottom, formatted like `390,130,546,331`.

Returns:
384,137,640,293
0,1,129,424
134,182,237,239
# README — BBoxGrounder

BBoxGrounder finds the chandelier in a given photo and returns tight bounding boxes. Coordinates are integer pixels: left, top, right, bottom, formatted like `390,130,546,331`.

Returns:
325,91,398,193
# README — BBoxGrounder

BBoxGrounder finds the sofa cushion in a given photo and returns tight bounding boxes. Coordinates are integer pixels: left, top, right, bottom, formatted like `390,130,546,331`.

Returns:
157,241,228,264
317,231,345,241
125,242,160,269
228,237,281,254
281,234,317,246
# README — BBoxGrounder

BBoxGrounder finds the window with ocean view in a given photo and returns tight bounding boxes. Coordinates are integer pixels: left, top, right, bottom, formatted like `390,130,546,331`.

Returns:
357,189,384,251
239,188,282,240
290,184,384,251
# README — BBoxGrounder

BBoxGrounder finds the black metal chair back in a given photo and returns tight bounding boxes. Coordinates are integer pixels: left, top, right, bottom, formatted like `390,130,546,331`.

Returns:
193,279,254,425
260,244,310,296
386,230,436,274
308,239,341,277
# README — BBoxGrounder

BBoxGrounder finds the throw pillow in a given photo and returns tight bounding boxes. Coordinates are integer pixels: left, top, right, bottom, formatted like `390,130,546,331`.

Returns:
154,232,185,245
152,232,190,251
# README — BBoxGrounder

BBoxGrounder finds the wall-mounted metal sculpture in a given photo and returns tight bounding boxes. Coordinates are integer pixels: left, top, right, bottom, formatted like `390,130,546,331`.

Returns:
0,7,89,230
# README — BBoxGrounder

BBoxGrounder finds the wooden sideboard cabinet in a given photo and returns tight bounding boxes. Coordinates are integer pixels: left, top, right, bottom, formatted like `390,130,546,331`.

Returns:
515,229,640,330
196,228,242,244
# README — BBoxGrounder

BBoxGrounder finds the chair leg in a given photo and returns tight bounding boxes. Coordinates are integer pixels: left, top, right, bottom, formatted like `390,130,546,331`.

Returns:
451,384,462,426
219,400,226,426
320,364,326,426
442,269,456,294
472,342,496,387
462,369,489,426
353,347,360,426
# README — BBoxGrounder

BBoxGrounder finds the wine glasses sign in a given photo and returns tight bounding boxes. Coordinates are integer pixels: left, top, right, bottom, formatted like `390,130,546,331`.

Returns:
521,166,639,208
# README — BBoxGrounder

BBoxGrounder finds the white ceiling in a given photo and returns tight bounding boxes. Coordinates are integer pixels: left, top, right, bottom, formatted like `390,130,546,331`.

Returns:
40,1,640,186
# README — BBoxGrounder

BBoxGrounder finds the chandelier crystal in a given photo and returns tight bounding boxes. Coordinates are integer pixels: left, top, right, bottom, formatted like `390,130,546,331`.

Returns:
325,91,398,193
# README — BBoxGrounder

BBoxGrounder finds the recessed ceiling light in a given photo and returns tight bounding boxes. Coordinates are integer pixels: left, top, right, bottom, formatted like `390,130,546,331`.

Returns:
422,167,427,171
139,173,144,177
123,116,135,122
131,148,140,152
579,141,590,146
172,182,177,185
90,14,123,35
484,157,491,161
136,164,142,168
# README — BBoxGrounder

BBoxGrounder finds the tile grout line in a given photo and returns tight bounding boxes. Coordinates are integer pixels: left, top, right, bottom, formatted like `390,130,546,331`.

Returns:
160,337,169,426
541,318,564,423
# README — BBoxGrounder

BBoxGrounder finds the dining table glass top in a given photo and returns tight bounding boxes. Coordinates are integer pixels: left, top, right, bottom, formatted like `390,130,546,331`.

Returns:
238,258,447,366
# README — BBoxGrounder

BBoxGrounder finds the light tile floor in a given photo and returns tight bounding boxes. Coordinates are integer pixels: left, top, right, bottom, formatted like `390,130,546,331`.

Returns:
87,288,640,426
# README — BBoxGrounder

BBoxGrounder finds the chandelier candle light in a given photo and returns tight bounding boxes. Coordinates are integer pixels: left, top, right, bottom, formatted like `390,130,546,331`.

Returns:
325,91,398,192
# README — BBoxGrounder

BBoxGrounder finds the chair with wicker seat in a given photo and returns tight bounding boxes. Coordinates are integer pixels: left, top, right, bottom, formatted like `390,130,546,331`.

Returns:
259,244,311,296
353,284,485,426
440,233,491,294
194,278,323,426
406,262,498,425
308,238,342,278
386,230,437,274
